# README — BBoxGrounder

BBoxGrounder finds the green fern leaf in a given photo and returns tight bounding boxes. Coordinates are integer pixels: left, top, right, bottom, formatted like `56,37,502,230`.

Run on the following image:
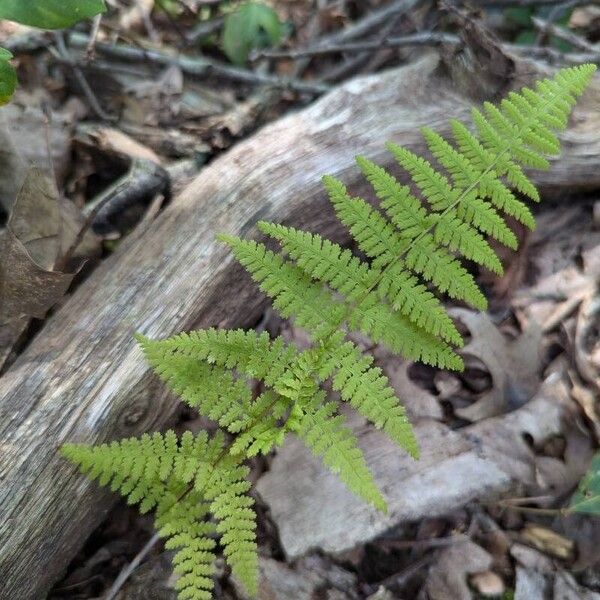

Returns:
141,329,297,387
318,338,419,457
220,235,345,339
293,391,387,512
377,262,462,346
258,221,378,302
137,336,253,433
157,494,217,600
356,155,430,239
205,457,258,596
323,175,402,266
387,142,458,211
406,235,488,310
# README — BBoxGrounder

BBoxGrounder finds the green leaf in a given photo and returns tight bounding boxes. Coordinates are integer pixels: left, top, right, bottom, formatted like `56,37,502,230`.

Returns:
570,452,600,514
0,0,106,29
0,48,16,106
222,1,282,65
504,7,534,27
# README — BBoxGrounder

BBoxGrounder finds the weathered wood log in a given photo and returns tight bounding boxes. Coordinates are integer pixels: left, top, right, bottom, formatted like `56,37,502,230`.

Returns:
1,53,599,599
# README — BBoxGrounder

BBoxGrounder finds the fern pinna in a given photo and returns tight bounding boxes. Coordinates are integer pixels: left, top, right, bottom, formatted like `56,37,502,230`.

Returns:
62,64,595,599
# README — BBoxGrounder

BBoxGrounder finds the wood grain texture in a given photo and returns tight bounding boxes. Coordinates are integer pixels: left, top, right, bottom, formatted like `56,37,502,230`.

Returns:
1,53,599,599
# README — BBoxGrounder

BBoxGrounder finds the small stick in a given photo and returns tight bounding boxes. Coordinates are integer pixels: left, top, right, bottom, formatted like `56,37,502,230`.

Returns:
67,32,330,95
104,533,161,600
532,16,597,52
491,500,566,516
51,33,117,122
505,43,599,64
534,0,584,45
318,0,422,45
480,0,582,6
253,32,458,60
86,14,103,60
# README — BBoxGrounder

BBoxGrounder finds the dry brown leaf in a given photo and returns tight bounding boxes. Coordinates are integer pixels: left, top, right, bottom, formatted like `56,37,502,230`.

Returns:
450,309,542,421
575,290,600,394
0,169,89,367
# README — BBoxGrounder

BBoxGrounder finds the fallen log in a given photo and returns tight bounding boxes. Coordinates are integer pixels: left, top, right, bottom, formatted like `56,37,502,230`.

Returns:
1,52,599,599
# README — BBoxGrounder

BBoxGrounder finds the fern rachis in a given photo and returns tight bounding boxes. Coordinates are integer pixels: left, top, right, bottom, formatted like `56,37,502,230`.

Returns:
62,64,596,599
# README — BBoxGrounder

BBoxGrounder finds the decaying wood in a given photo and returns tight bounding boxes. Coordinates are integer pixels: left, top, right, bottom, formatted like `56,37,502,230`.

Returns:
1,53,600,599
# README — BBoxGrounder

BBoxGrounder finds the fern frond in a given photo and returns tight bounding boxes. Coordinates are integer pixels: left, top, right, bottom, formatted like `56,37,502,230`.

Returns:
248,222,460,367
421,128,518,247
220,235,345,340
258,221,378,302
140,329,297,387
323,175,402,266
63,431,258,599
455,195,518,250
62,64,597,600
205,456,258,597
351,298,463,369
318,338,419,457
386,142,458,211
356,156,430,239
406,235,488,310
229,390,290,457
137,335,253,433
157,493,217,600
293,391,387,512
377,262,462,346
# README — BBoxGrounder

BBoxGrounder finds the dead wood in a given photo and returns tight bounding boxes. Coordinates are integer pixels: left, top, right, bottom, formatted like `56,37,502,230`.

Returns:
1,53,600,599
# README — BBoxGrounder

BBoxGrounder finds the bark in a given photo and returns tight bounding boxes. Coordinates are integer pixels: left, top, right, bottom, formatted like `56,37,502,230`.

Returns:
1,52,599,599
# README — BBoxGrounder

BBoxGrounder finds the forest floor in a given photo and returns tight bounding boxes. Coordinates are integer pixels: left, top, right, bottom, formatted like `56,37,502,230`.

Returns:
1,1,599,599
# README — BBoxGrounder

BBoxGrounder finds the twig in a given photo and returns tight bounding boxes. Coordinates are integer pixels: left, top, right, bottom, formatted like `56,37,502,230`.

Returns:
377,533,470,550
186,17,224,44
86,14,103,60
253,32,458,60
491,500,566,516
317,0,425,81
479,0,582,6
104,533,161,600
364,554,435,595
318,0,423,45
55,159,170,270
534,0,586,45
67,32,330,95
532,16,597,52
83,159,170,232
362,9,407,74
50,33,117,122
155,0,191,47
506,43,599,64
